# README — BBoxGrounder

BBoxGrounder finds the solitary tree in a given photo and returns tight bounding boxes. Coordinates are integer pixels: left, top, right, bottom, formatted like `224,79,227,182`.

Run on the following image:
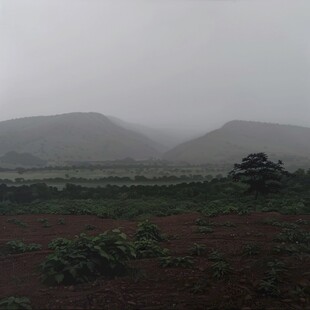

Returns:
229,153,287,199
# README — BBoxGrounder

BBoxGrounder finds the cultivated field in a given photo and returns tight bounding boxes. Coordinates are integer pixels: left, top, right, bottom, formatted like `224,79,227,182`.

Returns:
1,212,310,309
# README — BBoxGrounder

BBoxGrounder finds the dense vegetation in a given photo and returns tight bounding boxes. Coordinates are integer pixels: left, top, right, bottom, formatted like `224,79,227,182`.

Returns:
0,168,309,217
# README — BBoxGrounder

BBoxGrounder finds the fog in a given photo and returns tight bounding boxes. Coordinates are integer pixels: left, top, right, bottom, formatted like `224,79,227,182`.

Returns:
0,0,309,133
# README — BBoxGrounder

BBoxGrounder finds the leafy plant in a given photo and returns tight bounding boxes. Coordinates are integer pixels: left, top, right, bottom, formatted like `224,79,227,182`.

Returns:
85,224,96,231
197,226,214,234
275,228,310,244
242,243,261,256
37,218,51,228
6,218,27,228
159,256,193,268
134,220,164,241
6,240,41,254
58,218,65,225
258,260,286,296
41,229,136,285
48,238,71,250
211,260,232,279
0,296,32,310
189,243,207,256
208,250,225,262
135,240,169,258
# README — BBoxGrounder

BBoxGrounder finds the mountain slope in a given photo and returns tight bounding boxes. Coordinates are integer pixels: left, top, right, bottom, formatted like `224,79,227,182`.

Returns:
163,120,310,166
108,116,204,151
0,113,161,164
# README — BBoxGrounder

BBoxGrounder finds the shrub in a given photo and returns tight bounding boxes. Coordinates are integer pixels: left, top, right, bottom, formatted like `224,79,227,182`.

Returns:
85,224,96,231
6,240,41,254
41,229,136,285
274,228,310,244
48,238,71,250
208,250,224,262
258,260,286,297
58,218,65,225
159,256,193,268
242,243,261,256
134,220,164,241
197,226,214,234
189,243,207,256
211,260,232,279
135,240,169,258
0,297,32,310
6,218,27,228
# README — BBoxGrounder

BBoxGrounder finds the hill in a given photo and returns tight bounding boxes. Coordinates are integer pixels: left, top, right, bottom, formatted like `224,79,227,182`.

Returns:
163,120,310,168
0,151,47,167
108,116,204,151
0,113,161,165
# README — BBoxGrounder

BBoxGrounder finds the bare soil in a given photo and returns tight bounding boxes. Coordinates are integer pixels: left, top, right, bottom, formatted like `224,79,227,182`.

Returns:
1,212,310,309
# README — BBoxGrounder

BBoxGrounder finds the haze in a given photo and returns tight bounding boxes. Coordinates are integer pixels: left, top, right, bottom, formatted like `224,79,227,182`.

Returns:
0,0,309,134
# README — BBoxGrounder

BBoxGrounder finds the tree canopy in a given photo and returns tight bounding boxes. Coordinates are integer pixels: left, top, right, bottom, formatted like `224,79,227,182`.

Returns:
229,153,288,199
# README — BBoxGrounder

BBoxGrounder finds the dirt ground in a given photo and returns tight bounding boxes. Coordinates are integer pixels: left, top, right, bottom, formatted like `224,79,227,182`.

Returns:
1,212,310,309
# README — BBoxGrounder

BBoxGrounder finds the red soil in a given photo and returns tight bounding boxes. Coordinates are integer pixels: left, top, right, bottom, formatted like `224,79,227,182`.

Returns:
1,212,310,309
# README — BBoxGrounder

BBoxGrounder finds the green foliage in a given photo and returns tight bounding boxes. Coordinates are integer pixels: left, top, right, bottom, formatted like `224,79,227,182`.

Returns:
48,238,71,250
208,250,225,262
274,228,310,244
195,218,209,226
6,240,41,254
273,243,310,255
263,218,299,229
85,224,96,231
0,297,32,310
258,260,286,296
229,153,287,198
211,260,232,279
242,243,261,256
6,218,27,228
159,256,193,268
134,220,164,242
134,240,169,258
189,243,207,256
197,226,214,234
58,218,65,225
41,230,136,285
37,218,51,228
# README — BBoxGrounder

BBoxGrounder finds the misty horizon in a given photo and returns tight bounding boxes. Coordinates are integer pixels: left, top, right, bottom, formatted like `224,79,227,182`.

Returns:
1,0,310,133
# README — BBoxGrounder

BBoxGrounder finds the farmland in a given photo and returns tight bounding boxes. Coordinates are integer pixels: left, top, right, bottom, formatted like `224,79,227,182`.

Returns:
0,168,310,309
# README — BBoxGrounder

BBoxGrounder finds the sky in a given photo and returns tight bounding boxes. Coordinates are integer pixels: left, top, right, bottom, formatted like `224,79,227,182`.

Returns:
0,0,309,134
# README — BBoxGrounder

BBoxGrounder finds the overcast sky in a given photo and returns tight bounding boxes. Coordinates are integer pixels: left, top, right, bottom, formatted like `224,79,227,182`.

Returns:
0,0,309,133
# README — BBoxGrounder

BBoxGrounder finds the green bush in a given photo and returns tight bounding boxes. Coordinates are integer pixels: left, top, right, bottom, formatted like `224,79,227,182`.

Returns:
134,220,164,241
208,250,225,262
6,218,27,228
274,228,310,244
159,256,193,268
48,238,71,250
58,218,65,225
258,260,286,296
135,240,169,258
0,296,32,310
6,240,41,254
189,243,207,256
41,229,136,285
242,243,261,256
197,226,214,234
211,260,232,279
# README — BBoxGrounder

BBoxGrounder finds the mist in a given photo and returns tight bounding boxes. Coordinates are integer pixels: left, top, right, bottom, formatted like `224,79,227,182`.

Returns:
0,0,309,134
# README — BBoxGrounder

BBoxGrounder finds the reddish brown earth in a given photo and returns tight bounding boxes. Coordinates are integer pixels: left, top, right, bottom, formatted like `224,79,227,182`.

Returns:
1,212,310,309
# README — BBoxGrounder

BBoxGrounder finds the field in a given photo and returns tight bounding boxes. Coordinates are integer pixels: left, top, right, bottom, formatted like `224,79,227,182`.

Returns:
1,212,310,309
0,166,310,309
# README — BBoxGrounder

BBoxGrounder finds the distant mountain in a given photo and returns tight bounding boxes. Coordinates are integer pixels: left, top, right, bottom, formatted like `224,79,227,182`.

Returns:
108,116,204,151
0,151,47,167
163,120,310,168
0,113,161,165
